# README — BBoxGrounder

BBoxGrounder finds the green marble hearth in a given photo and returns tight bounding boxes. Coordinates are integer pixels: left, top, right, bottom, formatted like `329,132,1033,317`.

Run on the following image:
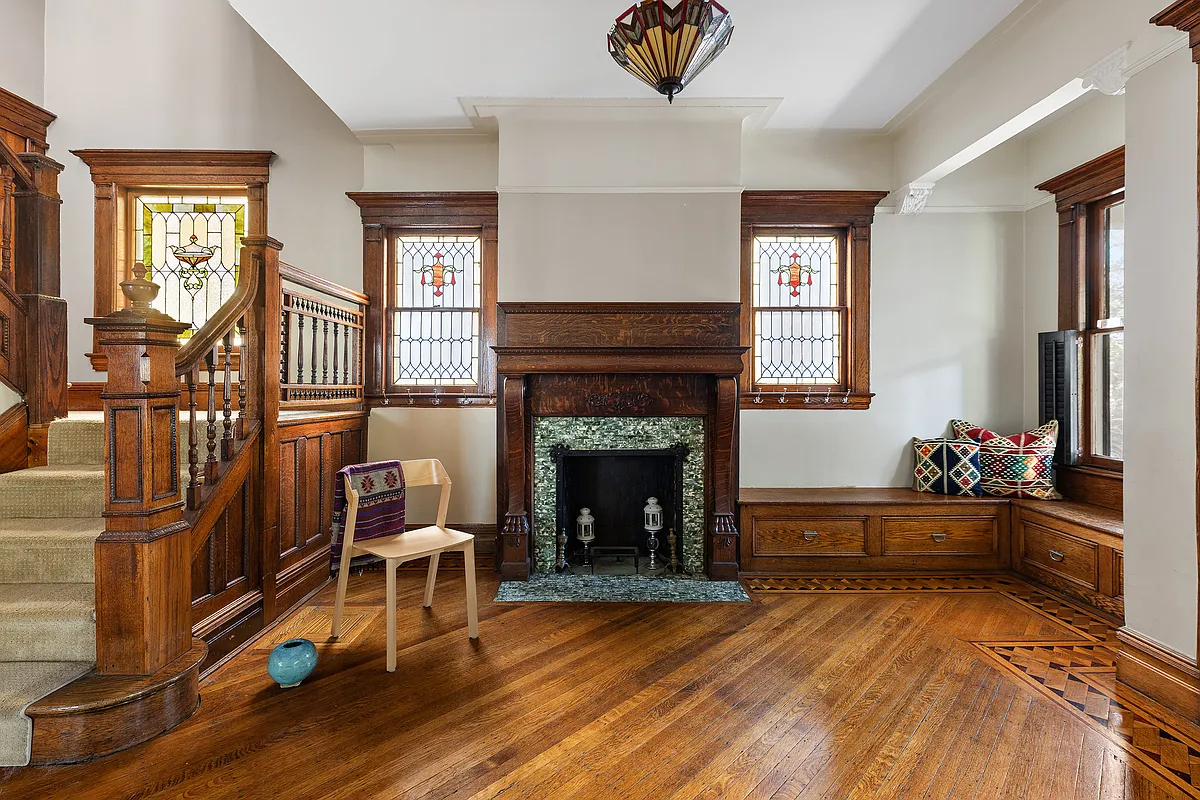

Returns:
532,416,706,575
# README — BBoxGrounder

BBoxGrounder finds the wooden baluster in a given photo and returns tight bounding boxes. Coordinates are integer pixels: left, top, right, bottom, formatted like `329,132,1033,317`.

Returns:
205,346,218,484
187,367,201,509
310,303,319,384
322,315,329,386
237,320,247,439
332,320,340,386
344,313,352,386
221,331,233,460
281,294,291,387
296,303,305,385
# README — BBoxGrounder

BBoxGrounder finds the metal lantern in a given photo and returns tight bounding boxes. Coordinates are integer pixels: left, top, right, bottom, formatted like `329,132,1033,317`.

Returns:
576,508,596,543
643,497,664,532
608,0,735,103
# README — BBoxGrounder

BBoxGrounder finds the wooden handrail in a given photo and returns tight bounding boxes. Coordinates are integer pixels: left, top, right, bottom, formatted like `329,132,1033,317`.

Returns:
175,235,279,377
0,137,34,191
280,261,368,306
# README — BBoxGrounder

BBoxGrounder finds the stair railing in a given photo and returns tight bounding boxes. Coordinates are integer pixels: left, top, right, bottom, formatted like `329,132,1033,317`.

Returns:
279,262,367,411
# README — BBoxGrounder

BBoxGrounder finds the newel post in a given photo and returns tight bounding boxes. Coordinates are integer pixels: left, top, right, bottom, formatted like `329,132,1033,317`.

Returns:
86,265,191,675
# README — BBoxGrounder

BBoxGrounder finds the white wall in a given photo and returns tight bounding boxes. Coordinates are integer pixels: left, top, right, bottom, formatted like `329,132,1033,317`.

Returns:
43,0,364,382
0,0,45,105
741,211,1025,487
742,132,892,191
1123,48,1199,660
361,134,498,192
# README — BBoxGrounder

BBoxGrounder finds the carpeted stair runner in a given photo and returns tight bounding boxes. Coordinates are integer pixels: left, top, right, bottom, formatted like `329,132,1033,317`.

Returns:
0,413,104,767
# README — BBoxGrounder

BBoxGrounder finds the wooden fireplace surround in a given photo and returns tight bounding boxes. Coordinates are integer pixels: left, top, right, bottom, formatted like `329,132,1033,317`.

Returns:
494,302,746,580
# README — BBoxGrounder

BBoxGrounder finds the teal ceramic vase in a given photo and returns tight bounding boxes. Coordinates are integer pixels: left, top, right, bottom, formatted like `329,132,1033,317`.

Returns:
267,638,318,688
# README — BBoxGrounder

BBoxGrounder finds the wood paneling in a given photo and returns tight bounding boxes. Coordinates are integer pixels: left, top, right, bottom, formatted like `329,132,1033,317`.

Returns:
0,86,55,155
0,400,26,474
1057,465,1124,511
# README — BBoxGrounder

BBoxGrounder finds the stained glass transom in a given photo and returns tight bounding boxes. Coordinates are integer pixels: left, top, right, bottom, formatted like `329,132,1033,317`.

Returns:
752,234,843,386
135,195,246,336
393,235,482,386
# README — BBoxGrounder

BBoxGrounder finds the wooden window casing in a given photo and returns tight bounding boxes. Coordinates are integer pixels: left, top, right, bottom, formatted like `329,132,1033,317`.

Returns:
72,149,274,372
740,191,887,410
348,192,498,407
1036,147,1125,474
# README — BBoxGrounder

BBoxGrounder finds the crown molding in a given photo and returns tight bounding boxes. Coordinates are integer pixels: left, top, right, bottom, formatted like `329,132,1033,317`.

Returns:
1080,44,1129,95
459,97,782,132
497,185,744,195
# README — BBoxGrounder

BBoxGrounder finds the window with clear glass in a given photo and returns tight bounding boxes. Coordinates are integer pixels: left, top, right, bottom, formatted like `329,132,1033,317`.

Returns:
750,232,845,387
1086,197,1124,463
392,235,483,387
134,194,247,336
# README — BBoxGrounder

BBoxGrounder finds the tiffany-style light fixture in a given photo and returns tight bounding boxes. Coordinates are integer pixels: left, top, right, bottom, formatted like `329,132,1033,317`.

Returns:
608,0,734,103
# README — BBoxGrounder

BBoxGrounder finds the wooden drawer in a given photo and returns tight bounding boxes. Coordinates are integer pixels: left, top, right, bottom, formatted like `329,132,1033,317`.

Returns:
1020,523,1099,589
882,517,997,555
752,517,868,557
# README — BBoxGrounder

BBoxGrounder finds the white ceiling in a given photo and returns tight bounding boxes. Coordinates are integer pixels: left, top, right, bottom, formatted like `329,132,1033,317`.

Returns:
229,0,1027,132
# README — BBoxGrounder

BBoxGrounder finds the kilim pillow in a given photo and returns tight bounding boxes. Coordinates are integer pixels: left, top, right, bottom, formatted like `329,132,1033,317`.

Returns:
950,419,1060,500
912,438,983,497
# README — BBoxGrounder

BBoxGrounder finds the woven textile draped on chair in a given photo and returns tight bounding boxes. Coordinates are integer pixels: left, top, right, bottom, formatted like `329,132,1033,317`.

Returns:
331,461,406,572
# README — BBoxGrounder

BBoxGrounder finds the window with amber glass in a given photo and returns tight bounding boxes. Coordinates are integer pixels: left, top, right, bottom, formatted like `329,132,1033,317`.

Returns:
73,150,272,371
740,191,887,410
349,192,498,406
1036,147,1124,471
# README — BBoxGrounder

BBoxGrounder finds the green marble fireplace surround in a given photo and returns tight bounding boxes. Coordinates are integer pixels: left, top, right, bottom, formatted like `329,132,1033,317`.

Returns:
532,416,707,575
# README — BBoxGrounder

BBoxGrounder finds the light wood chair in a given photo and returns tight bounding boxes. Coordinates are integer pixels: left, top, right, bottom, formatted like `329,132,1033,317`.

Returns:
330,459,479,672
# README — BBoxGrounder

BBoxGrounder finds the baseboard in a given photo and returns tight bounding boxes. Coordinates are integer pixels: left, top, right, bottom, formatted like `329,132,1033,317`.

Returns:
1117,627,1200,724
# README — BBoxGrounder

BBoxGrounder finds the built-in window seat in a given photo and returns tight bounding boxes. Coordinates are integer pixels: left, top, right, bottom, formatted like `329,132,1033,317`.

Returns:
739,487,1123,617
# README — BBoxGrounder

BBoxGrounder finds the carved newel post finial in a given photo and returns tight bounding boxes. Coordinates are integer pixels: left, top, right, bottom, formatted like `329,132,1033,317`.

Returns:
120,262,161,312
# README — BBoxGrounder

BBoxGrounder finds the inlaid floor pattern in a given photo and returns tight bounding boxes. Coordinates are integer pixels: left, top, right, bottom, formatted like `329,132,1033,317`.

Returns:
2,572,1196,799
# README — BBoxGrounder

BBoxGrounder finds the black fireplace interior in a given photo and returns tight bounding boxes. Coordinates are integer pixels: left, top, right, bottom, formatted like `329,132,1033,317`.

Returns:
553,446,687,565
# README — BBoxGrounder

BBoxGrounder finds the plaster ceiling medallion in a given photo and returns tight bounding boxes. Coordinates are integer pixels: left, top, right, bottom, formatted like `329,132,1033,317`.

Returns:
608,0,735,103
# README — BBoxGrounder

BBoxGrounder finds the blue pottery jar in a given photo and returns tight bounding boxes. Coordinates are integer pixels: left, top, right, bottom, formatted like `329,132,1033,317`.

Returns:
267,638,318,688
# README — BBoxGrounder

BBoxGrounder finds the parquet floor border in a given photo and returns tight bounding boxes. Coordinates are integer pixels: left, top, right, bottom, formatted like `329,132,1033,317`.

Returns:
745,573,1199,798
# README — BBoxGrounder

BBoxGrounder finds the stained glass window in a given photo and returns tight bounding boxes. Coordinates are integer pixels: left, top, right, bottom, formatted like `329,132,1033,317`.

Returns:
134,195,246,336
393,235,482,387
751,233,843,386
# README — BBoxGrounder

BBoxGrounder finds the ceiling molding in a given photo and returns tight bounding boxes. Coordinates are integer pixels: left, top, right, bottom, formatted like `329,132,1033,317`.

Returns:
354,129,497,146
497,185,745,195
459,97,783,131
1079,44,1129,96
1124,33,1189,80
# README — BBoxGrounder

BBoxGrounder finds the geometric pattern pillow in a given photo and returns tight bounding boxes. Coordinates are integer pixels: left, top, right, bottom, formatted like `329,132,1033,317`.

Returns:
950,419,1060,499
913,438,983,497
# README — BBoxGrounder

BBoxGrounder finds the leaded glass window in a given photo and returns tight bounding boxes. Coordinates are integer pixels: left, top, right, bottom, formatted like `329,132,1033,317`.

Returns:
134,195,246,336
751,232,844,386
393,235,482,387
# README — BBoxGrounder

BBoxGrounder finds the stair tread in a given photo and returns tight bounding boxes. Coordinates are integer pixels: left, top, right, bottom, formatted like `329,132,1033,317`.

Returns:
0,662,94,714
0,465,103,481
0,519,104,537
0,584,94,618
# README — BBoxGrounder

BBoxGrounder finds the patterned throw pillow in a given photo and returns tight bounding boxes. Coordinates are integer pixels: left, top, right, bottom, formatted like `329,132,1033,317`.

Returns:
913,438,983,497
950,420,1060,500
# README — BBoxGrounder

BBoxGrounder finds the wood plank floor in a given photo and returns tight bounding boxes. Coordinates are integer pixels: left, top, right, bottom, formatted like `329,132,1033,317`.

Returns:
2,572,1196,799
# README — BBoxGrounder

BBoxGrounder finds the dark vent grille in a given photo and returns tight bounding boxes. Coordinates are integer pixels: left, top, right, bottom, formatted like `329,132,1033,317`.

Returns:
1038,330,1079,465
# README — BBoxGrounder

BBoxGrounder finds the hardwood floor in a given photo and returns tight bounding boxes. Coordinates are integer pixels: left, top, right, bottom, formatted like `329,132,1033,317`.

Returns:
1,572,1195,799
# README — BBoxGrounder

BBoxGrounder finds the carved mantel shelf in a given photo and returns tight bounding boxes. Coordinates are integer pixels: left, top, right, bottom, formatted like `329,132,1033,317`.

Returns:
494,302,744,581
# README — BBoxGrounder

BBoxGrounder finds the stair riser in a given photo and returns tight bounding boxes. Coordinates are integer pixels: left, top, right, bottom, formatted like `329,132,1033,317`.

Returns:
0,619,95,662
0,546,95,584
49,419,196,468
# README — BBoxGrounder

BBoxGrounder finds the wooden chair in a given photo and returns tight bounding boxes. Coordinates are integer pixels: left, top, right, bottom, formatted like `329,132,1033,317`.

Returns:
330,459,479,672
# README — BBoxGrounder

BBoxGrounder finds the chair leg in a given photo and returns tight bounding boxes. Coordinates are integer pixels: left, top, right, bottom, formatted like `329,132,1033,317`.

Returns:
423,553,440,609
464,540,479,640
331,558,352,639
386,558,398,673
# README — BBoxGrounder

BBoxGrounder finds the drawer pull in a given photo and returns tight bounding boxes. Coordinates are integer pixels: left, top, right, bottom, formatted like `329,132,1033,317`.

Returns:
1049,549,1065,563
930,532,948,542
802,530,819,542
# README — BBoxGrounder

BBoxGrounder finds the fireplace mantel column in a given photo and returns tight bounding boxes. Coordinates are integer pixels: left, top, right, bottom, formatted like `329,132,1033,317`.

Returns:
499,375,532,579
710,376,740,580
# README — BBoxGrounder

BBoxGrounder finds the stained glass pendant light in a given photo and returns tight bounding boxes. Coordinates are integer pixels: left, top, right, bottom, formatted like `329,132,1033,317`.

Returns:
608,0,734,103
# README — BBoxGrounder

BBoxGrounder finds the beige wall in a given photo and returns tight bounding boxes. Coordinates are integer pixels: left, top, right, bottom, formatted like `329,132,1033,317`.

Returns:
0,0,45,105
43,0,364,382
1123,48,1199,660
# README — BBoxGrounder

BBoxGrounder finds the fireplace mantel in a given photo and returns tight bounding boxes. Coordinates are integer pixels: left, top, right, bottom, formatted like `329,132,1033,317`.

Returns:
494,302,745,581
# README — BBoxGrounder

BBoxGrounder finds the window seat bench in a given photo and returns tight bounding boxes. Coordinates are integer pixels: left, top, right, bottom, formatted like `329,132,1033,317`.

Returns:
739,488,1123,617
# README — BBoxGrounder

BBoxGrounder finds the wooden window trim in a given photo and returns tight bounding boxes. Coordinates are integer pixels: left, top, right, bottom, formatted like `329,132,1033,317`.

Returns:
72,149,274,372
1036,147,1124,474
740,191,887,411
347,192,498,408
